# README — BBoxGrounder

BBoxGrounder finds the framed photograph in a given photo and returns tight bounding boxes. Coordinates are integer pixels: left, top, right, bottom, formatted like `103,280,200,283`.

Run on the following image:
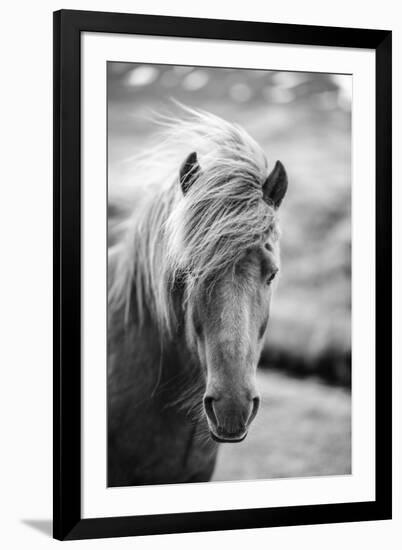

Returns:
53,9,392,541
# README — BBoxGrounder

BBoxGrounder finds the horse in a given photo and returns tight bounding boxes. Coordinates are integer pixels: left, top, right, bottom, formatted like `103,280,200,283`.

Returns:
107,106,288,486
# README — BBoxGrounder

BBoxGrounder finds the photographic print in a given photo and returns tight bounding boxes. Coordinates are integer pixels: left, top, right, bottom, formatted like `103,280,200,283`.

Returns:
54,10,391,539
107,62,352,488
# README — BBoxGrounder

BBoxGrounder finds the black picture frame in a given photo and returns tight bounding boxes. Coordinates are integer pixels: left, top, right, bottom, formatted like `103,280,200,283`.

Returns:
53,9,392,541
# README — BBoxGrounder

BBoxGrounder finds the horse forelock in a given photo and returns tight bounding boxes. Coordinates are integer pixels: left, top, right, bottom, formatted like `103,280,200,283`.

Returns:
108,105,278,337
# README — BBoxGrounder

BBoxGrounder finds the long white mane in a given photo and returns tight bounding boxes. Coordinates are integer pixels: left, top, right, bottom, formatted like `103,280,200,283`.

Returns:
109,105,277,334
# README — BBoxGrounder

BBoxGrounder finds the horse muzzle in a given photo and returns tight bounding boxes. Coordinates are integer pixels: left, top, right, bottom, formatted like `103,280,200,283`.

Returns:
203,393,260,443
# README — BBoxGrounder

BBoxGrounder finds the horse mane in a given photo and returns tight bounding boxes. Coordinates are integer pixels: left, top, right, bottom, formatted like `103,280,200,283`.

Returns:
108,105,278,336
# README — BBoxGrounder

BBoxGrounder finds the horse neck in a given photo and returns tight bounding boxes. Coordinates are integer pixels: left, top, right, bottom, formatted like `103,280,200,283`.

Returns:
110,186,205,409
113,285,202,413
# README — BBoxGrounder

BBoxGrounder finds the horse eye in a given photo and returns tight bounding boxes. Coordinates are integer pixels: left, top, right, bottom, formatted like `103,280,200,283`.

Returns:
266,269,278,285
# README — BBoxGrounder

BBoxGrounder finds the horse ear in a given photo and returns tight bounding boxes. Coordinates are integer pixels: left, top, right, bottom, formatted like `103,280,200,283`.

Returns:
180,151,200,195
262,160,288,208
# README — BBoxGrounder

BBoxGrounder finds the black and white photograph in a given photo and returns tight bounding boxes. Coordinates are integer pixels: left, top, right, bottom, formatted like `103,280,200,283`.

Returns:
0,2,395,546
107,62,352,488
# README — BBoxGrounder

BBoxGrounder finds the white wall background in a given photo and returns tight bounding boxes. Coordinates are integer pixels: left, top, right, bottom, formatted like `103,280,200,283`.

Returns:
0,0,400,548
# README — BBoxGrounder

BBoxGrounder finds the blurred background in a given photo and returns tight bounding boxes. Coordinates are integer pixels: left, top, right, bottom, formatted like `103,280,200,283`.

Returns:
108,62,352,481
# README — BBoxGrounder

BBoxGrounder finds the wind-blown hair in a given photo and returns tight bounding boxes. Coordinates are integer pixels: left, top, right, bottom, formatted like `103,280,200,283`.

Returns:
108,105,277,335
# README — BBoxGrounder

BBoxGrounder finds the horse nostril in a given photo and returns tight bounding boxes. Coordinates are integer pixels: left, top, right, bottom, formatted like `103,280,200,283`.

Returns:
203,396,218,427
247,396,260,426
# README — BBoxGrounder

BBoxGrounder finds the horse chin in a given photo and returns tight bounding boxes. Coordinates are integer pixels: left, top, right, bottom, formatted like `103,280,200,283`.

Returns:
209,430,248,443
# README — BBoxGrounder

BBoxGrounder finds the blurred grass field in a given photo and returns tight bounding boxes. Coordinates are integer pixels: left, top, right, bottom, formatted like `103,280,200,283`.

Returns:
108,63,352,479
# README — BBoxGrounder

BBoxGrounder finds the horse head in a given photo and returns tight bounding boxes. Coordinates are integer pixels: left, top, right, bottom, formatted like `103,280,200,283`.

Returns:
177,151,288,442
